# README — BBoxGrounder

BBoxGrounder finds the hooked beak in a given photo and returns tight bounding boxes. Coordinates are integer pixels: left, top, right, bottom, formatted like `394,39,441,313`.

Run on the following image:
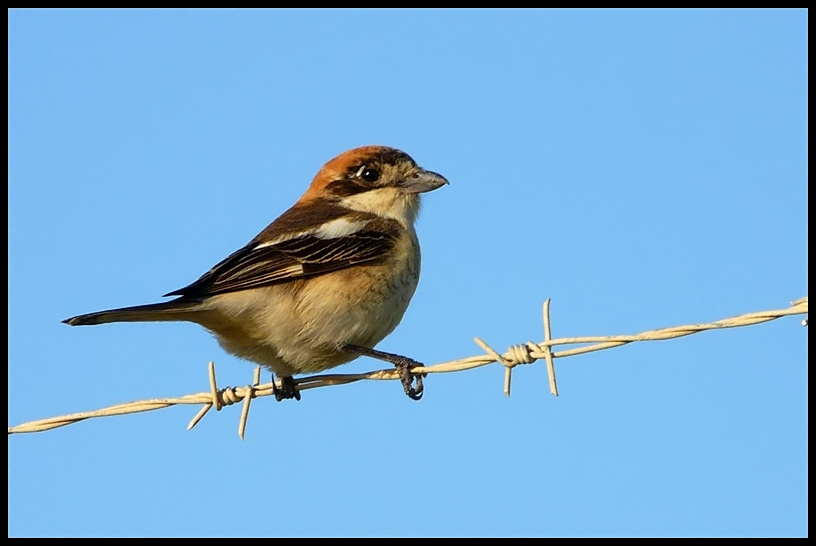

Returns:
401,169,449,194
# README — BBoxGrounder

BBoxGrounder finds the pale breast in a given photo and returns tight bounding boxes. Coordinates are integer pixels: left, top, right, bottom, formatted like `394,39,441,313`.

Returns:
198,228,422,376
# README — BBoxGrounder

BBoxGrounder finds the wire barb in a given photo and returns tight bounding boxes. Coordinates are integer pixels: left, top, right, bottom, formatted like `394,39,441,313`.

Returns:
542,299,558,396
473,337,513,396
238,367,262,440
8,296,807,437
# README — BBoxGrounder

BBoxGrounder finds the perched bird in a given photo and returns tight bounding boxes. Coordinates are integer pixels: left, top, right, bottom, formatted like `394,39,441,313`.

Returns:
64,145,448,400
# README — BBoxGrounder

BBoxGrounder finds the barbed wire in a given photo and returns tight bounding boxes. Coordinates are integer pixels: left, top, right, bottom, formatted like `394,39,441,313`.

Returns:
8,296,807,439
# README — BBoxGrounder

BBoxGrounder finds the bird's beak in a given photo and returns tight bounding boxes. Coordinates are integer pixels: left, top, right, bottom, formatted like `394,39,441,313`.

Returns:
401,169,449,194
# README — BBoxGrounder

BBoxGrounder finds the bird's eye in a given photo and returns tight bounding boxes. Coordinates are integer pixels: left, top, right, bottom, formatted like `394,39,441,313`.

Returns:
359,167,380,183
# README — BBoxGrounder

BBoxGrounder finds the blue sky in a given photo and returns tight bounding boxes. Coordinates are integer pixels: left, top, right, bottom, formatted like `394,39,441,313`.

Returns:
8,9,807,537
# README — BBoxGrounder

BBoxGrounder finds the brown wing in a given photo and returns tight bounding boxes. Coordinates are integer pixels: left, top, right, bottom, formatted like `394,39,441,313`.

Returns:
164,218,399,299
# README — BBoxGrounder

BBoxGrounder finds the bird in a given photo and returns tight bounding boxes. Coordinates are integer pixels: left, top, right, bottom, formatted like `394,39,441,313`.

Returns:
63,145,448,400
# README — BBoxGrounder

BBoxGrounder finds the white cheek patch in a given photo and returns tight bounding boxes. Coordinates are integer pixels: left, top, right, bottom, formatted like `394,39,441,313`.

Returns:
339,188,419,227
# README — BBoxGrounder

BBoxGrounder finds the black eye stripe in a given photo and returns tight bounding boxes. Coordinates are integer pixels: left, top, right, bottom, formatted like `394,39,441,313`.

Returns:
325,178,370,198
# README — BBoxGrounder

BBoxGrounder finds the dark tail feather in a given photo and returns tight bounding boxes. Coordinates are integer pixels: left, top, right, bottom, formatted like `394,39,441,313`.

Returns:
63,299,202,326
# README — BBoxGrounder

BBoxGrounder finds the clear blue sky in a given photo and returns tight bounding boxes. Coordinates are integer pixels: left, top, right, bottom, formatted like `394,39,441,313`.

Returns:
8,9,807,537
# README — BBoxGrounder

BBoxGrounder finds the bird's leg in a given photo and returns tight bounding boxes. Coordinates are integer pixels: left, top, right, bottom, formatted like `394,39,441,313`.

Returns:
341,343,425,400
272,375,301,402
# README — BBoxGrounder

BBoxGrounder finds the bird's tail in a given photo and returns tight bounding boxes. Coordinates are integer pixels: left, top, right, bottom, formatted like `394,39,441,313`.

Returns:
63,299,202,326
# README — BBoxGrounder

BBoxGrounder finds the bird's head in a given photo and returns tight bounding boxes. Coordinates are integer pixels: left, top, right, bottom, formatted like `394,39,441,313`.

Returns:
298,145,448,226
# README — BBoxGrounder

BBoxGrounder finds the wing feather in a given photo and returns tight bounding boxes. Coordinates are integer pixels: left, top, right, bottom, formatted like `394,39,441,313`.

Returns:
165,211,400,299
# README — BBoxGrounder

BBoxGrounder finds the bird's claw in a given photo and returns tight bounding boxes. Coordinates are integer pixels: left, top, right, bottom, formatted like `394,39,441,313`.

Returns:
393,356,425,401
338,343,427,401
272,375,301,402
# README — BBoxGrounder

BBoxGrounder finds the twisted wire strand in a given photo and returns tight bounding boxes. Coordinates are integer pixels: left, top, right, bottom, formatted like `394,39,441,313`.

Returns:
8,296,807,438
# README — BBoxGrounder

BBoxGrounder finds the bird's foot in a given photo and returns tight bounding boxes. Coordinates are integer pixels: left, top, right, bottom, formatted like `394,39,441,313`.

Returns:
393,355,425,401
340,343,426,401
272,375,301,401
